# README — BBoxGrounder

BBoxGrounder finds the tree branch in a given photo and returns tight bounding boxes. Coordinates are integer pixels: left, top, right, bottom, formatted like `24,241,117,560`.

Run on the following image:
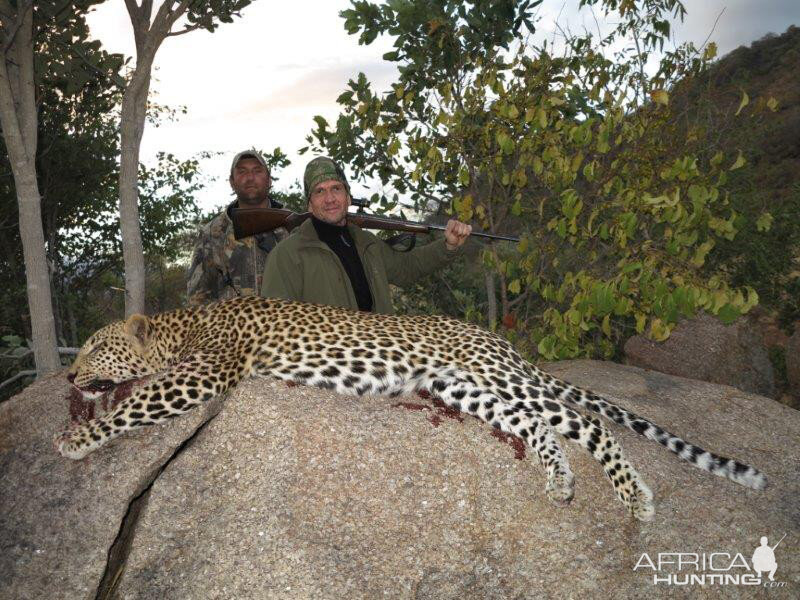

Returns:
166,22,205,37
155,0,190,36
13,2,36,158
125,0,154,53
0,0,32,55
0,369,35,391
508,289,529,308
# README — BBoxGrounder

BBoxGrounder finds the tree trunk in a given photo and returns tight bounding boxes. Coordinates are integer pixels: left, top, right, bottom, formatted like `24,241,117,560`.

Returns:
64,284,79,348
484,270,497,329
0,5,61,375
118,56,154,317
118,0,184,318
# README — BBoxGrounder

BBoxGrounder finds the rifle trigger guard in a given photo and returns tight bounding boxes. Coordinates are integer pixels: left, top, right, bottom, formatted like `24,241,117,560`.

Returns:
384,232,417,252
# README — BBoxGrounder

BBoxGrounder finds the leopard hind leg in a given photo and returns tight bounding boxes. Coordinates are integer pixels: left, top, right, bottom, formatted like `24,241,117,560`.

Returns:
465,365,655,520
423,371,576,508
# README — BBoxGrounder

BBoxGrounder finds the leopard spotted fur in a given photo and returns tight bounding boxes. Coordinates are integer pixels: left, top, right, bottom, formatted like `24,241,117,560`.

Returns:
56,296,766,521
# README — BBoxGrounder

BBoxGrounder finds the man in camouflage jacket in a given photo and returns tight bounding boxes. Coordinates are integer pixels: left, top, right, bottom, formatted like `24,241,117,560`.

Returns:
186,150,288,306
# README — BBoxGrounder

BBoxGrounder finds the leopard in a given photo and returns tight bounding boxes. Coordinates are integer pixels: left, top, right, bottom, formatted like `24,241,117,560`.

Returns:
56,295,766,521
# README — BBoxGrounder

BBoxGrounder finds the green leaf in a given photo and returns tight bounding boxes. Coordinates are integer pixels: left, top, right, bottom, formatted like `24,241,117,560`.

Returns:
537,335,557,359
755,212,773,232
313,115,329,130
589,283,616,316
336,91,354,104
649,318,671,342
716,303,741,325
691,241,714,267
650,89,669,106
729,151,746,171
735,90,749,116
766,96,778,112
601,314,611,336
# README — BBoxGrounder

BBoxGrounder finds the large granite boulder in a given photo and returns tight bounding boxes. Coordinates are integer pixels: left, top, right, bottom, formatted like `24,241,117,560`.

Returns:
1,361,798,599
624,313,776,398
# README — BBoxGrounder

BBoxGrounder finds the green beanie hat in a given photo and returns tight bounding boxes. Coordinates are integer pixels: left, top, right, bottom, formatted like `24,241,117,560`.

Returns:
303,157,350,199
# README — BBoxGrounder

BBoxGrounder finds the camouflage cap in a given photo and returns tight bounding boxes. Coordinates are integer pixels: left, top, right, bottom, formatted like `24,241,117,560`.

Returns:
230,149,268,177
303,157,350,199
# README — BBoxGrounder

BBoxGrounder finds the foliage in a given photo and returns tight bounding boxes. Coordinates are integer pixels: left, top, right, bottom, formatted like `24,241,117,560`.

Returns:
0,5,211,358
673,27,800,327
59,151,210,263
262,147,307,213
0,2,123,343
390,235,488,321
306,0,772,359
180,0,255,32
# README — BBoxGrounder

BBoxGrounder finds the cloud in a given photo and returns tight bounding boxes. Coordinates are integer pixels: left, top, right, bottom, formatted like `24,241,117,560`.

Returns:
86,0,799,213
671,0,800,56
232,61,398,117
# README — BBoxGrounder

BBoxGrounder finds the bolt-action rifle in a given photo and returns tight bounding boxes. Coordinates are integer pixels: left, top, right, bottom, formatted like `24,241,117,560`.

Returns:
230,206,519,243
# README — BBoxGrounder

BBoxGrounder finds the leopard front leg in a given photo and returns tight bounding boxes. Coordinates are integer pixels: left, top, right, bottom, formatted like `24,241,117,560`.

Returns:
428,374,576,508
56,356,234,459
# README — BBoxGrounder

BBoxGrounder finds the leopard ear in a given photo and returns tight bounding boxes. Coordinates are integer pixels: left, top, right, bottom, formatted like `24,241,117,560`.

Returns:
123,314,152,347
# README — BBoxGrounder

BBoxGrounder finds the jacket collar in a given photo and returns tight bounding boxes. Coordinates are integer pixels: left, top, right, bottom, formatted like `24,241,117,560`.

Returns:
296,216,375,249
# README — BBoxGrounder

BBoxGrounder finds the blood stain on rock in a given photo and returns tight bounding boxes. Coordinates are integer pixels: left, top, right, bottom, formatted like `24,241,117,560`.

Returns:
391,402,431,412
490,430,526,460
393,397,464,428
392,393,525,458
431,398,464,423
68,388,94,424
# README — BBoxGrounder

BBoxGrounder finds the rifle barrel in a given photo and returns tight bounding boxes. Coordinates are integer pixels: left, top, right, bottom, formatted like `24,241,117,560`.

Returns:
350,214,519,242
230,207,519,243
421,223,519,242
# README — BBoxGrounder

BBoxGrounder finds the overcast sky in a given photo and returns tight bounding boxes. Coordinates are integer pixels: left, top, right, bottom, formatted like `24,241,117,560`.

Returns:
86,1,800,213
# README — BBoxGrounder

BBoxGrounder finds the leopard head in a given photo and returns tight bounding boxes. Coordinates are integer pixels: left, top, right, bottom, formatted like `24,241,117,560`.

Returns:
67,314,160,398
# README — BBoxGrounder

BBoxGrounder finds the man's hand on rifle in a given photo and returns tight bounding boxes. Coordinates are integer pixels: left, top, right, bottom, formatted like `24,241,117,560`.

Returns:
444,219,472,251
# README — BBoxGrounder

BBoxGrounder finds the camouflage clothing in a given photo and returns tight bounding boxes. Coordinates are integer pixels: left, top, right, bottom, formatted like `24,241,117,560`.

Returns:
186,201,288,306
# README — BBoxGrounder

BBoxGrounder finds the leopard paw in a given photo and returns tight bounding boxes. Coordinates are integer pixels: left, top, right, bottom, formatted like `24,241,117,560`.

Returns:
545,469,575,507
628,479,655,522
53,427,94,460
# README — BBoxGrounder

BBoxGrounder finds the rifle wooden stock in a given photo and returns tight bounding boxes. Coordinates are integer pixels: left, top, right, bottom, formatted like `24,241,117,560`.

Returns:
230,207,308,239
230,207,519,243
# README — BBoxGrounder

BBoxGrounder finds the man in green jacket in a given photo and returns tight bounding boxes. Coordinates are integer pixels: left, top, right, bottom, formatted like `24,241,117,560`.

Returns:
260,157,472,314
